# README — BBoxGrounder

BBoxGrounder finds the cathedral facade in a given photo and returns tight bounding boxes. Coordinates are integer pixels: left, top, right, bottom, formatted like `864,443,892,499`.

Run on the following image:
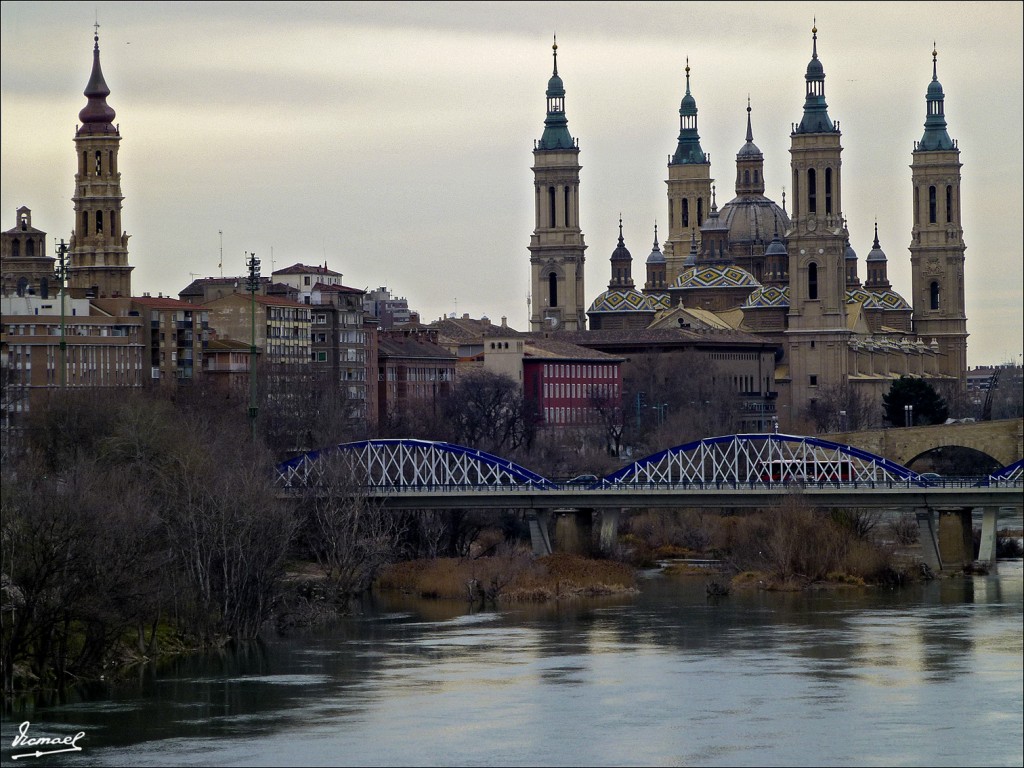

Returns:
535,27,968,428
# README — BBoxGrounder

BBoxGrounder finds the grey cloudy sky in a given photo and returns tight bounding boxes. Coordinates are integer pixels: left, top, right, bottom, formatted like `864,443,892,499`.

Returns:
2,1,1021,366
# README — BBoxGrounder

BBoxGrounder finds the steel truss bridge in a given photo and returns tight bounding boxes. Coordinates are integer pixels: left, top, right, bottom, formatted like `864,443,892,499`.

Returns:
276,434,1023,511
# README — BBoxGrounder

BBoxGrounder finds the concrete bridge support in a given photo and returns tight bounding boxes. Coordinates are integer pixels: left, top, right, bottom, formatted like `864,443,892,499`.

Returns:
976,508,999,566
529,511,553,556
554,509,593,555
937,507,975,570
597,510,621,555
916,509,943,572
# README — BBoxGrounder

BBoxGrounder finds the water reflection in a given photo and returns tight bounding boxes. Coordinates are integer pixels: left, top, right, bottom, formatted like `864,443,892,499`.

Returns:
2,562,1021,767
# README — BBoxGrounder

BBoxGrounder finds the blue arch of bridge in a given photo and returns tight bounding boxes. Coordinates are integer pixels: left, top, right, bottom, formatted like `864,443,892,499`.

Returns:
990,459,1024,480
602,433,920,485
277,438,556,488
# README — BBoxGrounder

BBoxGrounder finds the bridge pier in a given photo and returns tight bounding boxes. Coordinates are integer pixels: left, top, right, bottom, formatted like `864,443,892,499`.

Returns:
976,508,999,567
597,509,621,555
554,509,593,555
916,508,943,572
936,507,975,570
529,511,553,556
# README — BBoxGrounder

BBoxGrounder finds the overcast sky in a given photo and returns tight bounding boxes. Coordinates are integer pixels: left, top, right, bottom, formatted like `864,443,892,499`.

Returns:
2,1,1021,367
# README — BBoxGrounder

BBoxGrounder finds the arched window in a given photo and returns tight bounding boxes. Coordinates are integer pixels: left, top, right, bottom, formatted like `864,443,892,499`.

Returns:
564,187,570,227
548,187,556,228
40,277,49,299
743,170,750,185
914,187,920,223
824,168,833,214
697,197,704,226
96,211,104,234
94,150,102,176
928,186,936,223
930,281,940,310
548,272,558,308
11,239,19,258
110,211,117,236
682,199,689,228
945,185,953,224
82,212,89,235
808,262,818,300
807,168,817,214
16,277,28,297
754,170,759,184
26,239,34,257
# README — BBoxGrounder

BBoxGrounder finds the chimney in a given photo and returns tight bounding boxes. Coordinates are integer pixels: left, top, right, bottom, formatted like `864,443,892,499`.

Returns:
501,316,507,328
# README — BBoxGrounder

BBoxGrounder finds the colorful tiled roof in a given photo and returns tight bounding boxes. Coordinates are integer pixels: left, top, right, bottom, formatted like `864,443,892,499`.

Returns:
743,285,789,308
675,265,761,290
588,288,658,313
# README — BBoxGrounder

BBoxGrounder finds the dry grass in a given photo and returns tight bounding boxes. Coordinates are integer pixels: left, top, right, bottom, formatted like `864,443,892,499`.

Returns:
377,551,637,603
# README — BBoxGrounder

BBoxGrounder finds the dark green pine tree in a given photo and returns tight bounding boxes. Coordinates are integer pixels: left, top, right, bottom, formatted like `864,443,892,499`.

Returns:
882,376,949,426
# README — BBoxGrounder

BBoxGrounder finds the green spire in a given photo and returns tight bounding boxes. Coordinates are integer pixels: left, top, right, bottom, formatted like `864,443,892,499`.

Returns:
671,58,708,165
537,35,575,151
917,44,955,151
795,22,835,134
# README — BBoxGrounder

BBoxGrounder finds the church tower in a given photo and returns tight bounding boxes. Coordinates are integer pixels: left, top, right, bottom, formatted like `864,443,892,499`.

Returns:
529,37,587,332
909,46,967,388
784,24,851,412
68,27,132,299
664,61,713,284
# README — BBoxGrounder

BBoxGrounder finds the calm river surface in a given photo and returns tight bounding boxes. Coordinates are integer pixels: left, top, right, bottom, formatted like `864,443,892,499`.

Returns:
3,562,1022,767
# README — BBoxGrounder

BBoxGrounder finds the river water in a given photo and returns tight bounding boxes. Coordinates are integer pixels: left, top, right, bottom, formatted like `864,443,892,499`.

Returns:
3,562,1022,767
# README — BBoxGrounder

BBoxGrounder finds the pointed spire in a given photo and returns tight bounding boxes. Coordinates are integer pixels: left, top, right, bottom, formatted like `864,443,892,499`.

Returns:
538,35,574,150
872,219,881,249
796,21,834,134
646,222,665,266
78,24,117,135
918,43,955,151
671,57,707,165
745,96,753,143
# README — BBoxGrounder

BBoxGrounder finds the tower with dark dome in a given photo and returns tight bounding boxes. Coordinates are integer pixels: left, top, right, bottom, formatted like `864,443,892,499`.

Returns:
529,37,587,331
784,23,851,410
909,45,967,391
68,26,132,299
719,100,790,282
664,60,713,284
587,219,656,330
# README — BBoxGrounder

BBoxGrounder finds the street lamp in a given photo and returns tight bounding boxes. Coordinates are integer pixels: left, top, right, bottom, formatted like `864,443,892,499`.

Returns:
246,252,261,439
53,239,69,388
839,409,847,432
904,403,913,427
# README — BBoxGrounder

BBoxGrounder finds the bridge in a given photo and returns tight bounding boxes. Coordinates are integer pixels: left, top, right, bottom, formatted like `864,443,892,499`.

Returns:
827,417,1023,469
277,434,1023,572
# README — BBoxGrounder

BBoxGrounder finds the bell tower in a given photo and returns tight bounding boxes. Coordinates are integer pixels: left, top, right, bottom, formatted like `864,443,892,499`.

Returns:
528,38,587,332
910,45,967,389
68,26,132,299
664,60,713,283
784,24,851,412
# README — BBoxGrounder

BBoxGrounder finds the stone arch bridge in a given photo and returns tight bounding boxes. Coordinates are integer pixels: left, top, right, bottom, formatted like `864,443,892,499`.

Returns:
827,417,1022,468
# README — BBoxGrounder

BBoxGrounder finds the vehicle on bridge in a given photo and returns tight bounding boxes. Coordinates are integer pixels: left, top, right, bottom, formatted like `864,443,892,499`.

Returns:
761,458,853,484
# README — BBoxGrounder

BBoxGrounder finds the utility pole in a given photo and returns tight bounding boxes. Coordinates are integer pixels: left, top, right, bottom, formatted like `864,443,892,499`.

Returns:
247,252,261,440
54,239,69,388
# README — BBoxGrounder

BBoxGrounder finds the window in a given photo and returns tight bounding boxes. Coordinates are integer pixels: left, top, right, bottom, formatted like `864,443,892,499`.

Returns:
564,186,570,227
548,186,556,228
945,185,953,224
928,186,936,223
11,239,18,258
682,199,689,228
808,262,818,300
96,211,103,235
548,272,558,308
94,150,102,176
697,197,704,226
809,375,818,386
930,281,940,310
807,168,817,214
824,168,832,214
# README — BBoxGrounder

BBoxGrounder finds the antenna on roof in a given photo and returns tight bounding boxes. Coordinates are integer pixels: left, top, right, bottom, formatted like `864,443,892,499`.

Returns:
218,230,223,278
